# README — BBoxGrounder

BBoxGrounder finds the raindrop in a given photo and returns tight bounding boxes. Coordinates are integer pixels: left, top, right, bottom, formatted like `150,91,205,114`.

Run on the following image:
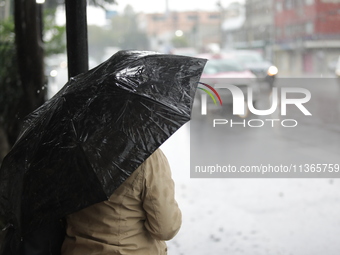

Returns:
37,90,40,94
210,234,221,242
251,230,257,235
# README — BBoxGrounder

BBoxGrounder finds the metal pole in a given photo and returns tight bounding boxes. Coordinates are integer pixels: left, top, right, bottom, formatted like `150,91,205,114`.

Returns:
65,0,89,79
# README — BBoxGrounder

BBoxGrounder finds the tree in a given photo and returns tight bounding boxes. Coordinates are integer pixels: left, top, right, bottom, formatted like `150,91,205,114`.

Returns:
0,1,66,163
88,24,119,61
0,0,121,163
14,0,46,124
171,35,190,48
0,18,20,161
110,5,149,50
0,0,115,245
87,5,149,62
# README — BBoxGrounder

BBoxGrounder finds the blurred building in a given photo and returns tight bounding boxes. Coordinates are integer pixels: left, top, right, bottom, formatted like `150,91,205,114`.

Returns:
221,0,274,59
274,0,340,76
222,0,340,76
220,2,246,49
139,11,221,53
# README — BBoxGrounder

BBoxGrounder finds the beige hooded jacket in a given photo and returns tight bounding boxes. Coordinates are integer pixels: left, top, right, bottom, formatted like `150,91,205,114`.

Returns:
61,149,181,255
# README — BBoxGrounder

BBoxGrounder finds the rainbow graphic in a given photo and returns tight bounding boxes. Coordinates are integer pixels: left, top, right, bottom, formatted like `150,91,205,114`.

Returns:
198,82,223,105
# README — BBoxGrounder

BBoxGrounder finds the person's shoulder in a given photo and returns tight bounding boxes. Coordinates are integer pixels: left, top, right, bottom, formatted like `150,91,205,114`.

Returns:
151,148,166,159
145,148,169,167
142,148,171,179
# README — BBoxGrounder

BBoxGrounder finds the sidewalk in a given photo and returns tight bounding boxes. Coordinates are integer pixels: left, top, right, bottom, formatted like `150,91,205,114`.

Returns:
161,126,340,255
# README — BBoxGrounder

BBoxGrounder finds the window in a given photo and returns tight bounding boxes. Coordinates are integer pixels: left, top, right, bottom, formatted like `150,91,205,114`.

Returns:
276,2,283,12
285,25,292,37
284,0,293,9
276,27,282,37
305,22,314,34
209,14,220,19
187,15,198,21
152,15,165,21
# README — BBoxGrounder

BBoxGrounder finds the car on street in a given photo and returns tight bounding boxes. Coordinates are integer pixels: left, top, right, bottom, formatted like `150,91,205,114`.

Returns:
195,53,260,113
224,50,278,87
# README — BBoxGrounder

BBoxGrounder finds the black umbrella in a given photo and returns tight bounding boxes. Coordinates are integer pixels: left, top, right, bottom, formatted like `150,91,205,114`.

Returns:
0,50,206,251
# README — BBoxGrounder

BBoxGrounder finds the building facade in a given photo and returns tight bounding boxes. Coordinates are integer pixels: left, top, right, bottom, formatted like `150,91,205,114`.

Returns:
139,11,221,53
222,0,340,76
222,0,274,60
274,0,340,75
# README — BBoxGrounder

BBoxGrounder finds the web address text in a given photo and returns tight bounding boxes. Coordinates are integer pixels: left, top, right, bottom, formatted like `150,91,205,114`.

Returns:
195,164,340,175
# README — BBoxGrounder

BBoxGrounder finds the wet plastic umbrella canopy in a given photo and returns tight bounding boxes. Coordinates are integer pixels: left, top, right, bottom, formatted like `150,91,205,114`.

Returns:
0,50,206,239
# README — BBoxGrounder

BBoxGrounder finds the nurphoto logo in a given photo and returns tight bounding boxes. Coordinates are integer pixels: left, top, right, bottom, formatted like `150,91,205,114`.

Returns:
198,82,312,128
198,82,223,106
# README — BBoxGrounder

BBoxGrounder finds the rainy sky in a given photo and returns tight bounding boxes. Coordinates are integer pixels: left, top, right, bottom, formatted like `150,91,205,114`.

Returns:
114,0,244,13
56,0,244,26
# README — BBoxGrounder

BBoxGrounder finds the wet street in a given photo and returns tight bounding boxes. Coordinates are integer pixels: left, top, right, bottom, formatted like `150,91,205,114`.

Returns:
190,77,340,178
161,78,340,255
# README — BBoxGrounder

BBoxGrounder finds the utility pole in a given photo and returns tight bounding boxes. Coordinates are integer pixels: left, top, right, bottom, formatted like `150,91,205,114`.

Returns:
65,0,89,79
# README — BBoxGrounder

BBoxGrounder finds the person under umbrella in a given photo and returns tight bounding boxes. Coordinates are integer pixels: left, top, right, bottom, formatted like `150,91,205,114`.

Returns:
62,148,181,254
0,50,206,254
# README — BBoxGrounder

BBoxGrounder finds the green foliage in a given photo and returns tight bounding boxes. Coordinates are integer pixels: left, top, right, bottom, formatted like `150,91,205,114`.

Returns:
171,35,190,48
0,10,66,143
43,9,66,56
88,6,149,61
87,25,116,61
110,6,149,50
88,24,117,48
